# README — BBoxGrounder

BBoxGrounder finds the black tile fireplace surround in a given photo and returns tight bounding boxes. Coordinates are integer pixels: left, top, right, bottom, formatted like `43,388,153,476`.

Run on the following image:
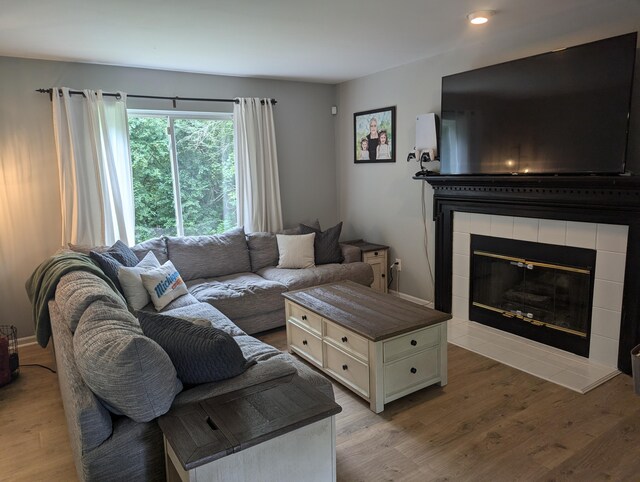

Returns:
423,175,640,374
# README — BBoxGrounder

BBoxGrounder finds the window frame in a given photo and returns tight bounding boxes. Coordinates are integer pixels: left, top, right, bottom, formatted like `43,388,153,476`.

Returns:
128,109,234,238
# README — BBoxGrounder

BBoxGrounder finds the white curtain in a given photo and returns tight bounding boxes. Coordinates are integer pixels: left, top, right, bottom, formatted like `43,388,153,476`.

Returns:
234,98,283,233
52,88,135,246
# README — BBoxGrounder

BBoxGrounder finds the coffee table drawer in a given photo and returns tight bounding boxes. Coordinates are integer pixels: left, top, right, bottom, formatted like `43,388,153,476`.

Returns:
324,342,369,397
324,320,368,361
289,322,323,367
384,347,439,398
287,302,322,335
383,325,440,363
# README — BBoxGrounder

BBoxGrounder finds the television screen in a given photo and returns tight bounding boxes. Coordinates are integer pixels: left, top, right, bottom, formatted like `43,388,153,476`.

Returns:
440,33,637,175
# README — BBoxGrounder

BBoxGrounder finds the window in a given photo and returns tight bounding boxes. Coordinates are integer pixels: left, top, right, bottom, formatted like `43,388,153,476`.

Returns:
128,111,236,243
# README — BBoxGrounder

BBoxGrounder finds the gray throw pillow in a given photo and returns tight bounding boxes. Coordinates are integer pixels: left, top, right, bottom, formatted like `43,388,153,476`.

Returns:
73,299,182,422
299,222,344,265
247,232,279,271
137,311,254,385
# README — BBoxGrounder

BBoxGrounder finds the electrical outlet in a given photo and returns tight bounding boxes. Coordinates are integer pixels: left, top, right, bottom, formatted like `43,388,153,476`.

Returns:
395,258,402,271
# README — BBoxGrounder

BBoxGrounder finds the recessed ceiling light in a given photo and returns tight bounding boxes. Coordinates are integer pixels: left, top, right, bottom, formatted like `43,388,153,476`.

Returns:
467,10,495,25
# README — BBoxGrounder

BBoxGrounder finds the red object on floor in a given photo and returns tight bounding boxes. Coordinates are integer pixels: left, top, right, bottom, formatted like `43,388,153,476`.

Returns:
0,336,10,386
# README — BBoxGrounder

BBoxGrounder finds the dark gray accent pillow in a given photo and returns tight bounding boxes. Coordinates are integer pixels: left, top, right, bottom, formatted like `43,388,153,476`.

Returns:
106,240,140,267
89,251,125,293
280,219,321,235
299,222,344,265
89,241,140,294
137,311,254,385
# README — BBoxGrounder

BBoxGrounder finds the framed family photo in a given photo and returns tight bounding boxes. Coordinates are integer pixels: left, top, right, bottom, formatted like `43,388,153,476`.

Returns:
354,106,396,163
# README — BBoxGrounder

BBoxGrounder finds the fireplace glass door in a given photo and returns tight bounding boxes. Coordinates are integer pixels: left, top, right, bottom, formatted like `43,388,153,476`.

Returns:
469,235,596,356
472,251,591,337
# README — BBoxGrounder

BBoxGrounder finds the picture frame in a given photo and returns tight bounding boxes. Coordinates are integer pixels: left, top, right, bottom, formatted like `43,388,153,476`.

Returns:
354,106,396,163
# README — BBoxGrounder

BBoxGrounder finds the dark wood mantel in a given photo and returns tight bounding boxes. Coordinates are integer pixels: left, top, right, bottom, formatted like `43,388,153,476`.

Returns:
421,174,640,374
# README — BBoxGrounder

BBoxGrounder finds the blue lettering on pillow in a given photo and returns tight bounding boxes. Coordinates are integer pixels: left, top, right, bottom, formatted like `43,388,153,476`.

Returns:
154,271,180,299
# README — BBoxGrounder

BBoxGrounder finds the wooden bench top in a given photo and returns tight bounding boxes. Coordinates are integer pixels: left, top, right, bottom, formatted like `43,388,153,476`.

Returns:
283,281,451,342
158,374,341,471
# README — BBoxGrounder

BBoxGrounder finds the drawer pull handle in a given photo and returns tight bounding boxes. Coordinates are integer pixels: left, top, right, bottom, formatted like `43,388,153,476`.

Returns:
381,274,385,278
410,339,417,346
342,364,348,371
410,367,417,374
302,315,307,321
374,251,379,256
302,340,308,346
341,336,348,343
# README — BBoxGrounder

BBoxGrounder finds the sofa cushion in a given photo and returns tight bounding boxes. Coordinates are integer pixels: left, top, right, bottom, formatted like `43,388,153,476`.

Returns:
140,261,189,311
160,300,245,337
276,233,315,268
131,236,169,265
55,271,128,333
187,273,287,320
167,226,251,281
49,302,113,453
247,232,279,272
173,357,297,408
234,334,285,362
73,299,182,422
137,312,254,385
299,222,344,265
258,262,374,291
118,251,161,310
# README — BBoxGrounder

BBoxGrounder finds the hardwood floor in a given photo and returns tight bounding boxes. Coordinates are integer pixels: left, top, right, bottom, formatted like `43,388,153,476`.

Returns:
0,344,77,482
3,330,640,481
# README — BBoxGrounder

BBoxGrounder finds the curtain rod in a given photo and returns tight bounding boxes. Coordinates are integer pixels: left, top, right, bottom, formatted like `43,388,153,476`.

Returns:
35,89,277,107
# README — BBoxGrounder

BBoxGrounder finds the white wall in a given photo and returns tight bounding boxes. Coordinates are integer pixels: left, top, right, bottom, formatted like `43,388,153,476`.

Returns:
336,10,640,302
0,57,337,339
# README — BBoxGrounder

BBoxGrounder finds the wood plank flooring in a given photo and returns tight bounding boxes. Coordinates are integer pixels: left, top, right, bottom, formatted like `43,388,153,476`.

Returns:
3,330,640,481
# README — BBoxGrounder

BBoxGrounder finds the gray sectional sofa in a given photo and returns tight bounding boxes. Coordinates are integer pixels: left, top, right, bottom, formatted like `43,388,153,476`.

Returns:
131,227,373,334
50,227,374,481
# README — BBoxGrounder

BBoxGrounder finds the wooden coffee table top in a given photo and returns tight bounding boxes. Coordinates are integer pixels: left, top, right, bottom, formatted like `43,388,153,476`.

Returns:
283,281,451,342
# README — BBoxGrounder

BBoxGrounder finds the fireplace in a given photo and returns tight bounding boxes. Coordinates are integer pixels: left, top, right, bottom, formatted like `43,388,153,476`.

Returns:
469,235,596,357
424,175,640,374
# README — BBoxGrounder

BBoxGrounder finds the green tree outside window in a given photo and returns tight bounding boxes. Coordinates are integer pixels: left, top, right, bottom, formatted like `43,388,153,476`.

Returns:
128,114,236,243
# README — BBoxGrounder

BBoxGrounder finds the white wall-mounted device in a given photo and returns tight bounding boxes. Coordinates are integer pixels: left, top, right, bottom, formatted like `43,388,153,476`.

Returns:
408,113,440,175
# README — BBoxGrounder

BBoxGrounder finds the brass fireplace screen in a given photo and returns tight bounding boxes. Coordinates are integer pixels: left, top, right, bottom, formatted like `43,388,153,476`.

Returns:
471,250,592,338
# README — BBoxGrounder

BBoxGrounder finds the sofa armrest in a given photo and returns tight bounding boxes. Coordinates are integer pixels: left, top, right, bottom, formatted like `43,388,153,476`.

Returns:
340,243,362,264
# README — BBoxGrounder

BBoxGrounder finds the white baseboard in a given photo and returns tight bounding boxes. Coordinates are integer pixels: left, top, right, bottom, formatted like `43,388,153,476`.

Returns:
18,335,37,348
389,290,434,308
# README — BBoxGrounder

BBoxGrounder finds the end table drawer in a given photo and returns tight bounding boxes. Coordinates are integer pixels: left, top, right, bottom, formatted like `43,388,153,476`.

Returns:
287,302,322,334
289,322,323,367
383,326,440,363
363,250,385,261
324,343,369,398
384,347,439,398
324,321,368,361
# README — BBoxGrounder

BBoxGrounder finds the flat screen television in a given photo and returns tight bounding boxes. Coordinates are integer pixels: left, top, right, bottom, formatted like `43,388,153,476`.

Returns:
440,32,637,175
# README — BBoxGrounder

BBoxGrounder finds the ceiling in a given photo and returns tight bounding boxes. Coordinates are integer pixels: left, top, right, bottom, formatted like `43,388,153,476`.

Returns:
1,0,639,84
